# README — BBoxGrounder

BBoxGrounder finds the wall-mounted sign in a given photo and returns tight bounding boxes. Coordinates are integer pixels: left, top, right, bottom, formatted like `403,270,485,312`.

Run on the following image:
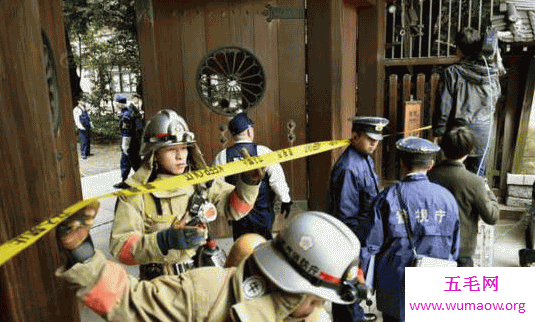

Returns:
403,100,422,137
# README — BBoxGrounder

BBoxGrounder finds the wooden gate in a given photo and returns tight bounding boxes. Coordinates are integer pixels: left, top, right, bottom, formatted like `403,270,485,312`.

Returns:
383,70,441,182
136,0,306,237
1,0,82,321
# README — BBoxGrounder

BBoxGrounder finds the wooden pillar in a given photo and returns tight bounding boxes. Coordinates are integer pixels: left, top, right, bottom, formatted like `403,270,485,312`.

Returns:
136,0,163,118
356,0,385,177
307,0,364,211
499,57,529,196
0,0,81,321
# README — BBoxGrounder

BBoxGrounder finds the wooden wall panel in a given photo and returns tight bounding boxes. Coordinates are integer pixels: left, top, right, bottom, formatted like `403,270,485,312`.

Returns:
0,0,80,321
277,1,307,203
143,0,307,236
153,7,185,115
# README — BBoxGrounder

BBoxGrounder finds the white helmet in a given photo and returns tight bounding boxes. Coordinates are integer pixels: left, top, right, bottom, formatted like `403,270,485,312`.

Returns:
140,109,195,157
253,211,361,304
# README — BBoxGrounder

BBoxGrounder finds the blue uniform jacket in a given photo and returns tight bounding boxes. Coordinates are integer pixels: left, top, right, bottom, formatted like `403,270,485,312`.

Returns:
327,146,379,243
361,174,460,321
225,142,275,233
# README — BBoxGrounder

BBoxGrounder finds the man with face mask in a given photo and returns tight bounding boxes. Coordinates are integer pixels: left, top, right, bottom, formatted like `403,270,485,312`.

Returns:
56,207,368,321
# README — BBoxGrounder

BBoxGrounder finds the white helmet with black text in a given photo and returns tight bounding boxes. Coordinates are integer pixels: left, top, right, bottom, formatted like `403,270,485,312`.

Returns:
253,211,362,304
140,109,195,157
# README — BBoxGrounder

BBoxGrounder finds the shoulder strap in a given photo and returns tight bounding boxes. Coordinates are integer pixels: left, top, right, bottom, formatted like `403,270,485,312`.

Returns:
395,183,418,259
143,193,162,217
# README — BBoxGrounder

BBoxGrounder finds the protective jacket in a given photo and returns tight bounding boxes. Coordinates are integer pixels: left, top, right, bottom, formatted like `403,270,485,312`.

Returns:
361,174,460,321
433,59,500,157
56,252,327,321
428,160,499,258
110,156,259,274
213,140,291,240
327,146,379,243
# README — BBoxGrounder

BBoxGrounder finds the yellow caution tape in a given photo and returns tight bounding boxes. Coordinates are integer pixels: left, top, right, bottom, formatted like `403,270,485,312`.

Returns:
0,139,350,267
0,123,435,267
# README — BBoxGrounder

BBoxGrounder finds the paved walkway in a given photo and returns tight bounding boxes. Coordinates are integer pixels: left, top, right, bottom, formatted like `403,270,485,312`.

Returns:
77,142,122,178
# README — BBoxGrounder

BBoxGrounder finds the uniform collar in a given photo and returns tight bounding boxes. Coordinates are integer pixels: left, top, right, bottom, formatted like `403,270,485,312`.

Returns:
437,159,466,168
125,155,194,197
348,145,370,159
402,173,428,182
150,174,193,198
234,139,253,144
126,154,155,186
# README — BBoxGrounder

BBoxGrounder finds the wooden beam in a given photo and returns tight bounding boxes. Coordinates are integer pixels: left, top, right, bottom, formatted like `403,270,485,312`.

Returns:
357,0,386,177
499,57,525,196
307,0,358,211
384,57,459,66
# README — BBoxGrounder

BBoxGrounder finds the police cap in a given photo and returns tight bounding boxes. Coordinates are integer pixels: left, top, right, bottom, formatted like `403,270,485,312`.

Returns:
116,94,127,104
228,112,254,135
351,116,390,141
396,137,440,163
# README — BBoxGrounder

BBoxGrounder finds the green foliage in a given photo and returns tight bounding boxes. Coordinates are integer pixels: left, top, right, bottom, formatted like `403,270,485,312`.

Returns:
90,111,120,143
63,0,140,110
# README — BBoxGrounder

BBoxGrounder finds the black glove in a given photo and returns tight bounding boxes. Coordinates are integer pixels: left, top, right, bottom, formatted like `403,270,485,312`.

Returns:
157,226,207,255
280,201,293,219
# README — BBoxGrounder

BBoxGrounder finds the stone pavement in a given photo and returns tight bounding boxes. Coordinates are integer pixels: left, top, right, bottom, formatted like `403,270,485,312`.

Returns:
77,142,122,178
75,143,529,322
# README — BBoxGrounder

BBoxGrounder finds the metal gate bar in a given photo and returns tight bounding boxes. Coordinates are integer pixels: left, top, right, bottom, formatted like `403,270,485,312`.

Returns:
387,0,492,60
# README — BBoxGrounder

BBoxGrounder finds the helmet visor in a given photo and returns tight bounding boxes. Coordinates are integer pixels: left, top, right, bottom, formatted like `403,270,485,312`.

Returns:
252,240,356,305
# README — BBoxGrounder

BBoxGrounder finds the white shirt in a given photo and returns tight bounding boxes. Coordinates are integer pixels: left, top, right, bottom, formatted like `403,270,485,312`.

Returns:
73,104,89,130
213,139,291,203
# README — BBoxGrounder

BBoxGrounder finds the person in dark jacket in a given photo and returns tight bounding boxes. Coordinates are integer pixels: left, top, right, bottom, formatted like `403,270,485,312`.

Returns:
213,112,293,241
361,137,460,322
114,94,144,189
327,116,389,322
428,126,499,267
433,27,501,176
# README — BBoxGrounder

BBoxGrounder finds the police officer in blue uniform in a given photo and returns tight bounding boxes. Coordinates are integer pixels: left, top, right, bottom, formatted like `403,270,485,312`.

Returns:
361,137,460,322
327,116,389,322
213,112,292,241
114,94,144,189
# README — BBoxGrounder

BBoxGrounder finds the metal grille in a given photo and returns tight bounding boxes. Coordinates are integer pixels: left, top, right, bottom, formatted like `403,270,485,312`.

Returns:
196,46,266,116
386,0,495,59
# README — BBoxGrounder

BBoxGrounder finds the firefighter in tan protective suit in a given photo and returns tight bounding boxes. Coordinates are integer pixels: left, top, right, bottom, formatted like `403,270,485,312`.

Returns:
56,206,368,321
109,109,262,279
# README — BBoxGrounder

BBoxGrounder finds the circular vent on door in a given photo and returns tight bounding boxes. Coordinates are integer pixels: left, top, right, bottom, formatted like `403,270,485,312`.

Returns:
196,46,266,116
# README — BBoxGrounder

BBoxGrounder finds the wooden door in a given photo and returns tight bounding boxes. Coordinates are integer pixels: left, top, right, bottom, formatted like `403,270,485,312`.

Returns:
137,0,306,236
